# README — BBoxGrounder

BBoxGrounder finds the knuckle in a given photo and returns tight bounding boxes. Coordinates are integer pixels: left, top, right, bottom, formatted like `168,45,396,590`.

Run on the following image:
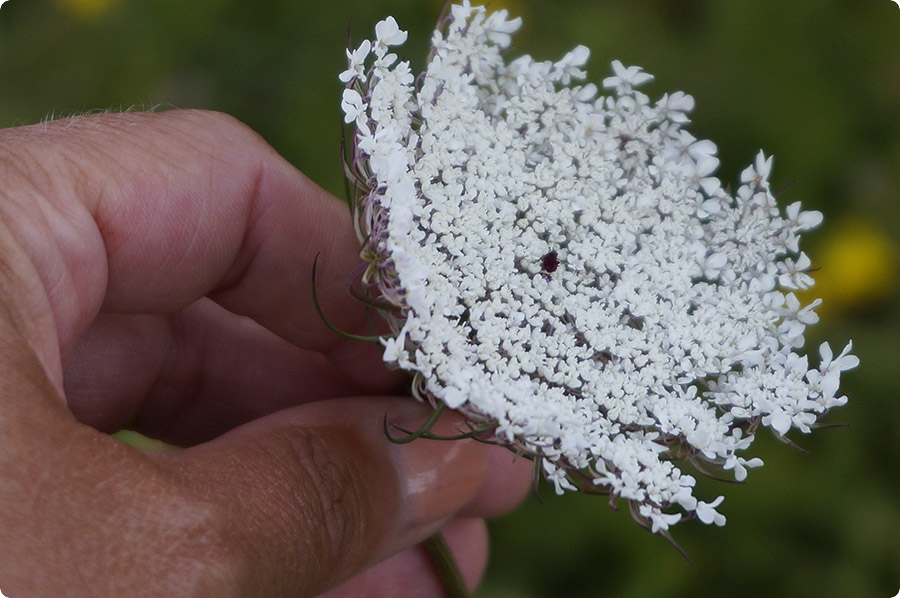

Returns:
275,427,375,562
173,425,388,596
244,426,383,592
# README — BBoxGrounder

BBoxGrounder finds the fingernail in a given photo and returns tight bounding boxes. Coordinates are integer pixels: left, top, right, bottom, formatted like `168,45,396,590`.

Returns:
387,407,487,540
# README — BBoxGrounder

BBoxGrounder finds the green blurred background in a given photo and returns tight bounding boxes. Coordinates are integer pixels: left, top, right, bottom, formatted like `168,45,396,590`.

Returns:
2,0,898,596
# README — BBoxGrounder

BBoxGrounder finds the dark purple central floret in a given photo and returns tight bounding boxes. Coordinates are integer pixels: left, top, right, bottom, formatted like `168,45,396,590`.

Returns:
542,251,559,274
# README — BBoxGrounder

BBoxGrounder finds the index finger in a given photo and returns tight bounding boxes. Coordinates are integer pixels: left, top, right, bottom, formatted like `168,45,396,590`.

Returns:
0,110,376,380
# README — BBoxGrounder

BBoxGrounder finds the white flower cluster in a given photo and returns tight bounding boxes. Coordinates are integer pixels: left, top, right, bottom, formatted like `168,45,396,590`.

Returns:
339,2,857,534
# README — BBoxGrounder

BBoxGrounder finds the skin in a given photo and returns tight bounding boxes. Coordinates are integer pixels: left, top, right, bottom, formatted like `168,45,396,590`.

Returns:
0,110,532,597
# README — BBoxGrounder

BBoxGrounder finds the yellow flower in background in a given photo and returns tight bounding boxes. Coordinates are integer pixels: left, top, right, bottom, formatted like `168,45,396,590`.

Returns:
810,218,898,316
54,0,117,20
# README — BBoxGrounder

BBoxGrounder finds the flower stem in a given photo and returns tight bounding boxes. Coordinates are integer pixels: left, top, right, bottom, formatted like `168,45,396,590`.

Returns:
422,532,470,598
311,253,384,343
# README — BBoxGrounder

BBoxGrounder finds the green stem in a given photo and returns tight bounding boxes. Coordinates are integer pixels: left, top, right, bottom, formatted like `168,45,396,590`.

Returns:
311,253,383,343
422,532,470,598
384,403,447,444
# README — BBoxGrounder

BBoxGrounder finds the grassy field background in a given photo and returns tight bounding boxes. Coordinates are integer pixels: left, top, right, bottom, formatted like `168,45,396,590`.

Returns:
2,1,898,596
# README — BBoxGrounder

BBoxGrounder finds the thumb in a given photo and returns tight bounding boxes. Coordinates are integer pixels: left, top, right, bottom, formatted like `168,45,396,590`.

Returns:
164,397,488,596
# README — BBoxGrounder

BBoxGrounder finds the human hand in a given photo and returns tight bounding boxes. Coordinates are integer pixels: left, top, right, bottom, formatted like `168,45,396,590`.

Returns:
0,110,532,596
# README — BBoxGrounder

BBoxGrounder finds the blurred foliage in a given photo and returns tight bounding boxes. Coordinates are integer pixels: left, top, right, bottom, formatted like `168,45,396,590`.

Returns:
2,0,899,596
53,0,117,20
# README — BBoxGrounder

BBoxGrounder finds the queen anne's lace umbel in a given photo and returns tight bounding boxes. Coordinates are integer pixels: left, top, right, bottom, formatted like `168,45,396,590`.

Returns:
339,2,858,534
